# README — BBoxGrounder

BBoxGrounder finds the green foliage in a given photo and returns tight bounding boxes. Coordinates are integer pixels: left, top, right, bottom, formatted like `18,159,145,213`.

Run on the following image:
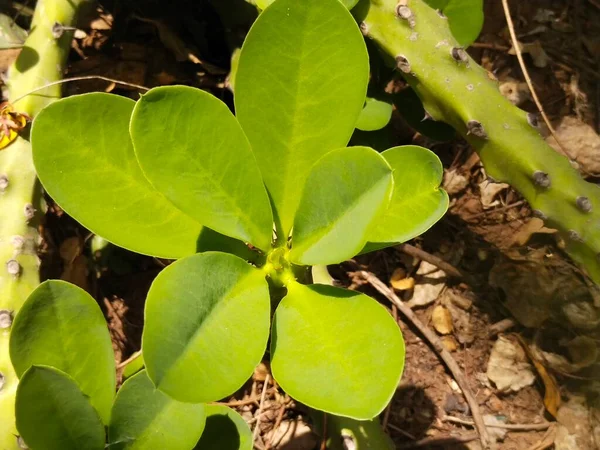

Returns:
271,283,405,419
16,366,105,450
235,0,369,235
108,370,206,449
130,86,273,251
27,0,451,446
31,94,203,258
356,97,394,132
423,0,484,46
290,146,393,265
10,280,115,424
195,404,253,450
142,252,270,403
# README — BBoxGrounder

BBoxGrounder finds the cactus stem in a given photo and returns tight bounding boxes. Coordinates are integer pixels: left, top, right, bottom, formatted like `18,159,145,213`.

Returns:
395,55,412,73
532,170,551,188
466,120,487,139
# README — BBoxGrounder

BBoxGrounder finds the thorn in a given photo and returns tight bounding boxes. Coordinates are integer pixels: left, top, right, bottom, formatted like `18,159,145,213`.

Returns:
421,112,433,122
436,9,447,19
466,84,474,91
24,203,35,221
7,259,21,277
532,171,551,188
0,372,4,391
395,55,412,74
576,196,592,213
451,47,469,64
532,209,547,220
567,229,584,243
359,21,369,36
395,5,416,27
466,120,488,139
0,310,13,329
51,22,77,39
0,175,8,192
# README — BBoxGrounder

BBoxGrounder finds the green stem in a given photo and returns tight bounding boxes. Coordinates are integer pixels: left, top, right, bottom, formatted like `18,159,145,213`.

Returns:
0,1,87,446
356,0,600,284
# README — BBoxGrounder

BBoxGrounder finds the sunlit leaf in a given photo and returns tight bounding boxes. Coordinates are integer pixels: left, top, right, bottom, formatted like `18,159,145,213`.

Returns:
236,0,369,236
31,93,203,258
16,366,105,450
10,280,115,424
143,252,271,403
271,283,405,419
423,0,483,46
108,370,206,449
355,97,393,132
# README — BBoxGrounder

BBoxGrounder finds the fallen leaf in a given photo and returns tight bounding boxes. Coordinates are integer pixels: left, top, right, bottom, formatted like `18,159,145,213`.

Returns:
406,261,446,308
390,268,415,291
546,116,600,176
487,335,536,393
509,40,550,68
509,218,556,246
443,169,469,195
440,336,458,352
499,77,531,106
432,305,453,335
478,179,509,209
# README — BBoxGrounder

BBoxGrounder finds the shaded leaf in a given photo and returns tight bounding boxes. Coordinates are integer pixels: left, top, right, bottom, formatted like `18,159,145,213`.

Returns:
290,146,393,265
108,370,206,449
366,146,448,249
10,280,115,424
143,252,271,403
31,93,203,258
131,86,273,251
194,404,253,450
423,0,483,46
356,97,393,132
16,366,105,450
271,283,405,419
235,0,369,236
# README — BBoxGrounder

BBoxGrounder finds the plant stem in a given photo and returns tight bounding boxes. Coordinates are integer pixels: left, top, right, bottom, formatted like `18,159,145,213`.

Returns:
0,1,87,446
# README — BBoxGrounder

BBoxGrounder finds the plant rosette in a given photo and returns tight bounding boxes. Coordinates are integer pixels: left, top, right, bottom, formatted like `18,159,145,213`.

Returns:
21,0,448,446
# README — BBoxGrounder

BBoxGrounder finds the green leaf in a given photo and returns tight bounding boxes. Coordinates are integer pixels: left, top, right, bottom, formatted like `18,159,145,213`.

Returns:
143,252,270,403
16,366,105,450
290,147,393,265
311,414,394,450
108,370,206,450
0,14,27,49
256,0,359,11
10,280,115,424
424,0,484,46
271,283,405,419
365,146,448,248
235,0,369,236
194,404,253,450
131,86,273,251
31,93,203,258
355,97,393,132
122,352,144,380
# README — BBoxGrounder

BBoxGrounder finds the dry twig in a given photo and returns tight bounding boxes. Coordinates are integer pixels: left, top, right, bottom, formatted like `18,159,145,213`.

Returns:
253,375,271,446
398,432,479,449
395,243,464,279
443,415,551,431
359,271,491,449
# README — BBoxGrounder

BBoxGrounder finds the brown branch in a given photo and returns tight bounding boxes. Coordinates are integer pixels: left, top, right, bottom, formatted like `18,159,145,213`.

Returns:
443,415,551,431
359,271,491,449
252,375,271,445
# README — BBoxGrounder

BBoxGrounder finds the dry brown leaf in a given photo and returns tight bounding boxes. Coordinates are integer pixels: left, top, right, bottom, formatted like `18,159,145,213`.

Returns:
487,335,536,393
509,40,550,68
509,218,556,246
406,261,446,308
432,305,453,335
390,268,415,291
546,116,600,176
441,336,458,352
478,179,510,209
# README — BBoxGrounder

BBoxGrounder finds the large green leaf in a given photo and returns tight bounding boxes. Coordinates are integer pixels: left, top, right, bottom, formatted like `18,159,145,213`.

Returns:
10,280,115,424
271,283,405,419
15,366,105,450
143,252,270,403
255,0,359,11
131,86,273,251
108,370,206,449
235,0,369,236
31,93,203,258
290,147,393,265
194,404,252,450
423,0,483,46
365,146,448,249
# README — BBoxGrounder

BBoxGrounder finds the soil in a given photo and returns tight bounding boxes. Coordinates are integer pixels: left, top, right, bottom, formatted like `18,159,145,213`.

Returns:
2,0,600,448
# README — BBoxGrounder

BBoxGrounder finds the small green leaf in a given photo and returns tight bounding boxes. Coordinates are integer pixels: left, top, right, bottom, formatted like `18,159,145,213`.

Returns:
16,366,105,450
108,370,206,450
355,97,393,132
235,0,369,236
10,280,115,424
256,0,359,11
31,93,203,258
194,404,253,450
131,86,273,251
366,146,448,248
271,283,405,419
290,147,393,265
143,252,271,403
424,0,483,46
